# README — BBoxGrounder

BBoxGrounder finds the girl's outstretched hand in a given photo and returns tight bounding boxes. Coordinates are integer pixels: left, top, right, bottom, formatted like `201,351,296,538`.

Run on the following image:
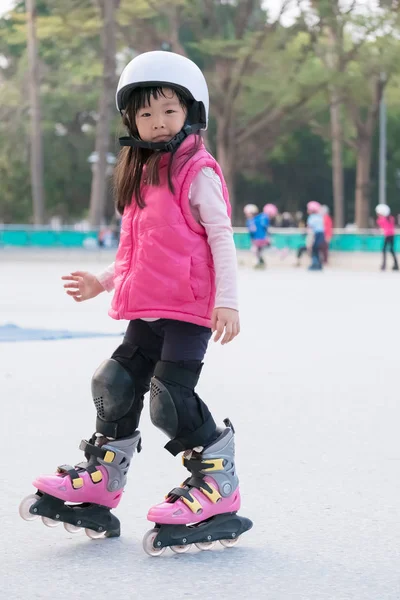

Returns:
211,308,240,345
61,271,104,303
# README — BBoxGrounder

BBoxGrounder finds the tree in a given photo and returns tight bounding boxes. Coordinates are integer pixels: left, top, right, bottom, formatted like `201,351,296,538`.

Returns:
89,0,118,228
187,1,329,219
307,0,347,227
116,0,328,219
3,0,400,227
0,0,107,222
307,0,388,227
306,1,400,227
344,18,400,228
26,0,45,224
347,73,385,228
347,6,400,227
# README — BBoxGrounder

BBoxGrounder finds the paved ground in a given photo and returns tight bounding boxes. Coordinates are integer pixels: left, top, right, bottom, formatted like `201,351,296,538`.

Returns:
1,252,399,600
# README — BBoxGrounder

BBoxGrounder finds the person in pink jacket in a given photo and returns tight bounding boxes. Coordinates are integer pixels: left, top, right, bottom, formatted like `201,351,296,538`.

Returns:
375,204,399,271
321,205,333,264
20,51,252,554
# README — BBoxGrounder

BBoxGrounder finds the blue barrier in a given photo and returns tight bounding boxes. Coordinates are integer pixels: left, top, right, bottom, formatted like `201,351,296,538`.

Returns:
0,324,123,343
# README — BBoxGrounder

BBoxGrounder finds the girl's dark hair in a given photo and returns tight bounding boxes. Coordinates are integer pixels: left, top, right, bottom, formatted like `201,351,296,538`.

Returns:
114,86,202,214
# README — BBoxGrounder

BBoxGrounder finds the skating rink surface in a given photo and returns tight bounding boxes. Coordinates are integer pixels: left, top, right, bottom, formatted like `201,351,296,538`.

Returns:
1,253,399,600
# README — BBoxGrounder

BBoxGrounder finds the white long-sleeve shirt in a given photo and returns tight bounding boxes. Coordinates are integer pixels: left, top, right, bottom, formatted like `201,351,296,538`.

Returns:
97,167,239,313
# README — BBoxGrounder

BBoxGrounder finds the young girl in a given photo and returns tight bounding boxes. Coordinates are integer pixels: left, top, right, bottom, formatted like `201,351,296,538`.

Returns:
243,203,270,268
20,51,252,554
375,204,399,271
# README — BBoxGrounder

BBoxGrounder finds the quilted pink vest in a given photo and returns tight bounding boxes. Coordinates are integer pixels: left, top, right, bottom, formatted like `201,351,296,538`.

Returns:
109,137,231,328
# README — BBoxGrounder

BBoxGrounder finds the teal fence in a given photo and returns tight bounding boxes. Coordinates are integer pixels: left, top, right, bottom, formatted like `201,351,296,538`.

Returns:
0,228,98,248
234,229,400,252
0,226,399,252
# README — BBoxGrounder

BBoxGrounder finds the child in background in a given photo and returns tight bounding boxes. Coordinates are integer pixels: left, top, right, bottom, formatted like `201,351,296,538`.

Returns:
295,231,314,267
375,204,399,271
320,205,333,264
244,204,270,269
265,204,290,261
264,203,278,223
307,201,325,271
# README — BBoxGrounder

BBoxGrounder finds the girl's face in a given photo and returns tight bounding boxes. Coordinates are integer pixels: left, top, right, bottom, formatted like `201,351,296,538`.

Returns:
135,88,187,143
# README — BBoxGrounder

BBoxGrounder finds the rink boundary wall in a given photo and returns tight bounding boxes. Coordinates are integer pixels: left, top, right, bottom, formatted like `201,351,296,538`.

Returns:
0,226,398,252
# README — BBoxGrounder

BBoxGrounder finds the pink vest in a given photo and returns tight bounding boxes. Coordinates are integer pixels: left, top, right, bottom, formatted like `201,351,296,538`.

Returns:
377,216,395,237
109,137,231,328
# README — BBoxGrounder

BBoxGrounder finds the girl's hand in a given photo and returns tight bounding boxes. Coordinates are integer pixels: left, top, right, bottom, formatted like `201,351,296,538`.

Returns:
211,308,240,345
61,271,105,302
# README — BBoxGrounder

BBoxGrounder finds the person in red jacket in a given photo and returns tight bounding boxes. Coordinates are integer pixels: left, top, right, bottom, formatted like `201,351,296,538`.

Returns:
321,205,333,264
375,204,399,271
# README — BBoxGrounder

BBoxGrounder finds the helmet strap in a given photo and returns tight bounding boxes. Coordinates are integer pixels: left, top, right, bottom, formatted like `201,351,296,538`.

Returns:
118,101,204,152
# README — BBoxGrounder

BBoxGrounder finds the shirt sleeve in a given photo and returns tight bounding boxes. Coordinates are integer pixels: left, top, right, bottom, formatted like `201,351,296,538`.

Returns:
96,262,115,292
189,167,239,311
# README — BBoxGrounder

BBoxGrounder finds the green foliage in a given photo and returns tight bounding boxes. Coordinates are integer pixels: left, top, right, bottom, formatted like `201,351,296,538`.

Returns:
0,0,102,222
2,0,400,223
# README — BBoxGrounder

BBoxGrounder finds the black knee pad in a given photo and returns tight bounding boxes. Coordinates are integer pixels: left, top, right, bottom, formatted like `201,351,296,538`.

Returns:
150,361,217,456
92,358,135,424
92,344,156,439
149,377,179,439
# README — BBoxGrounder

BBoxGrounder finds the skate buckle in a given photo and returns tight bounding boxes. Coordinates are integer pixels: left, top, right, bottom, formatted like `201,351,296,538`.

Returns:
201,458,224,472
103,450,115,463
90,470,103,483
200,483,221,504
182,494,203,514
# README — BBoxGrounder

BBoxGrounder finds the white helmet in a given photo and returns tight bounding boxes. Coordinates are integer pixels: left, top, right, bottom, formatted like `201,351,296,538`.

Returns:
244,204,259,217
375,203,390,217
116,51,209,127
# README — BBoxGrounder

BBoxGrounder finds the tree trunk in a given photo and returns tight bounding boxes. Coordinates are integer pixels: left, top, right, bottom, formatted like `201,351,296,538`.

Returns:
330,91,345,227
353,78,383,229
324,22,345,229
89,0,117,228
355,137,372,229
26,0,45,225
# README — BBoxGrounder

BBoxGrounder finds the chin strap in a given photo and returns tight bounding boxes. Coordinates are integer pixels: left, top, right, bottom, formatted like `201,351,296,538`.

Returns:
119,122,202,153
119,100,204,153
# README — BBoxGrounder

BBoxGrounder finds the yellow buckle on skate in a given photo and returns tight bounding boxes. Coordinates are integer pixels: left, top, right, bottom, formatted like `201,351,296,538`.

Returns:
90,470,103,483
201,483,221,504
182,494,203,514
72,477,84,490
202,458,224,472
103,450,115,463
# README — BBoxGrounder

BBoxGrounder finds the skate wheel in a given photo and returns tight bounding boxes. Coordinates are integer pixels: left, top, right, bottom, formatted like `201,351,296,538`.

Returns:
170,544,191,554
85,528,106,540
19,494,41,521
42,516,61,528
220,537,240,548
142,528,166,557
64,522,82,534
195,541,216,551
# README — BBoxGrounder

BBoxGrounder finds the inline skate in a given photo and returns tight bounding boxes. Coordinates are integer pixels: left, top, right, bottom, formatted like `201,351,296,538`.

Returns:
142,420,252,556
19,431,141,539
